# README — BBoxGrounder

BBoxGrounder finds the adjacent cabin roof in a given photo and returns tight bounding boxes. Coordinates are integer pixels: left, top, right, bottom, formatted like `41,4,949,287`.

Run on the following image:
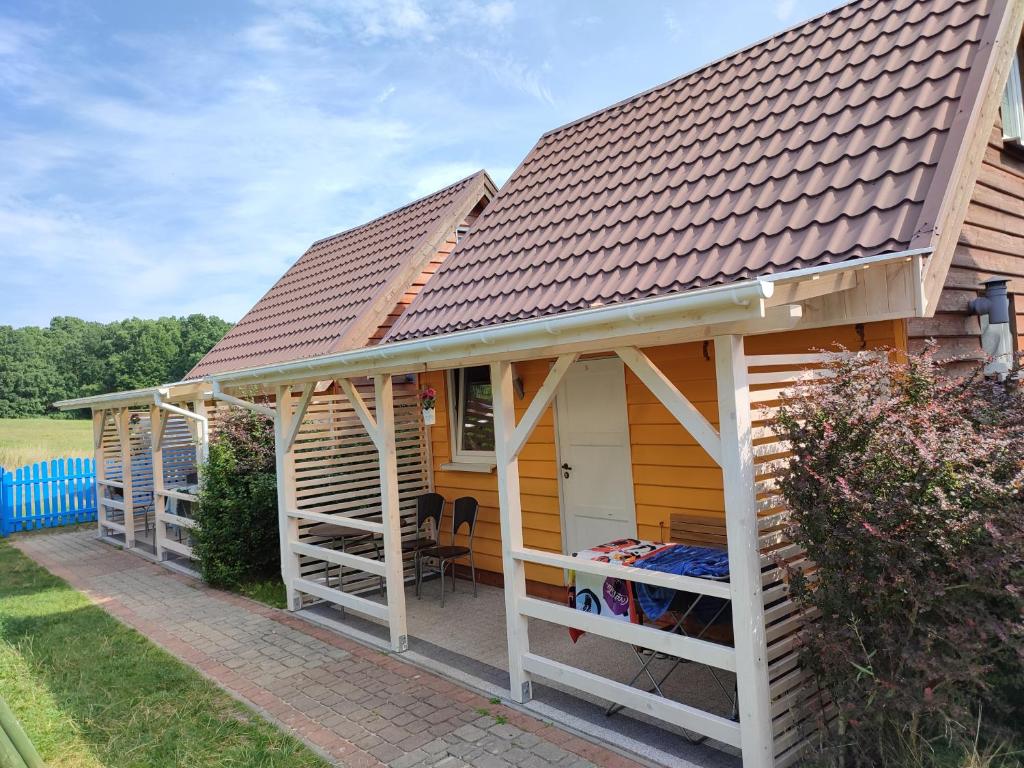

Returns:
187,171,495,377
386,0,1012,342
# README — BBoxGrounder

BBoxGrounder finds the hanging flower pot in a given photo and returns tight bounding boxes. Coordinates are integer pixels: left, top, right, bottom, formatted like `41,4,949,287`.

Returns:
420,386,437,426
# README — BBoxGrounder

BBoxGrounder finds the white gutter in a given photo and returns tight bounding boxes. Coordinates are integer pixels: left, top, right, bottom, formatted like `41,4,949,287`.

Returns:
54,380,208,411
759,247,933,283
210,380,276,418
208,278,775,388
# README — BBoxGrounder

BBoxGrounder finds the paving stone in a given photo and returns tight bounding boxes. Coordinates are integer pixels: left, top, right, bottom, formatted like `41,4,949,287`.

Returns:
11,531,661,768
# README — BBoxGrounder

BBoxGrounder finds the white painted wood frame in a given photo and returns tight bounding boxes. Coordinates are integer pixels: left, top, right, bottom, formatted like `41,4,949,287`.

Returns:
490,359,534,703
150,404,167,560
117,407,135,547
275,385,302,611
614,346,722,465
275,377,409,652
93,409,108,537
374,374,409,652
715,334,775,768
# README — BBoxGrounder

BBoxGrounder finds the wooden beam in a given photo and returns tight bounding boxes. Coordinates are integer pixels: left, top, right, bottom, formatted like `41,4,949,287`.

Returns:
714,334,774,768
765,271,857,305
284,383,316,452
616,346,723,466
508,353,577,459
918,0,1024,313
491,360,533,703
375,373,409,653
93,410,107,536
274,384,302,611
521,653,741,748
192,399,209,466
290,541,387,576
117,408,135,548
150,404,167,560
151,407,166,451
339,378,379,448
92,409,106,449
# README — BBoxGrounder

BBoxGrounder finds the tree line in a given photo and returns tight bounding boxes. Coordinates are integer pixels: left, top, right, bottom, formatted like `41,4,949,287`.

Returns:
0,315,232,418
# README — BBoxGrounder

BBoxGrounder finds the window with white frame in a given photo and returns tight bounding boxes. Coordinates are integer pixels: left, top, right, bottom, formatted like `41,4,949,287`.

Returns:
1002,48,1024,146
448,366,495,460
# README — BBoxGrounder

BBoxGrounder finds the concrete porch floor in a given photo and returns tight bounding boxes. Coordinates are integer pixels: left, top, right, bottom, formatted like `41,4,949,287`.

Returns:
303,573,741,768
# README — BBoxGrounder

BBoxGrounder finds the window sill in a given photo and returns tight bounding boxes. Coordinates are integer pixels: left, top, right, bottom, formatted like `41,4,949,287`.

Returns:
440,462,496,474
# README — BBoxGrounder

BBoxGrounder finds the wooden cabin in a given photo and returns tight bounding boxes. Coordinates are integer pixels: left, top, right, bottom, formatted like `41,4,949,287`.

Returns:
57,1,1024,766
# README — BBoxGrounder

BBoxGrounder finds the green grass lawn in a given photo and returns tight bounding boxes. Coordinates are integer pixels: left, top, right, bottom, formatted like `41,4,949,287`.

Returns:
0,540,329,768
0,418,93,469
235,577,288,609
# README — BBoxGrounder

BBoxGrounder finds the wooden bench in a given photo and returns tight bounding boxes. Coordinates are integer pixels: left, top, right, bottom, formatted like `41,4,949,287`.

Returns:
669,512,728,548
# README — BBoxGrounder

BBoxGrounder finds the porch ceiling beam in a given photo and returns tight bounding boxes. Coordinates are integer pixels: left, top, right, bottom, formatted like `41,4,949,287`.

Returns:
615,346,723,466
765,270,857,305
508,353,578,459
283,382,316,452
339,378,380,449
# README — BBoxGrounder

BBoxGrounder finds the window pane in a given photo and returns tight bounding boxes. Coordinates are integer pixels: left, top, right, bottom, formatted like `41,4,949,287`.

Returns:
460,365,495,452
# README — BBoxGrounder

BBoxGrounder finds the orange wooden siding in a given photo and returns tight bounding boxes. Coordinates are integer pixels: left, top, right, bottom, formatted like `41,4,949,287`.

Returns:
422,320,902,587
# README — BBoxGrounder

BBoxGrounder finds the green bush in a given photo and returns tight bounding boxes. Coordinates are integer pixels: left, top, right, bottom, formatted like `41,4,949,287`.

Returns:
774,348,1024,767
193,409,279,588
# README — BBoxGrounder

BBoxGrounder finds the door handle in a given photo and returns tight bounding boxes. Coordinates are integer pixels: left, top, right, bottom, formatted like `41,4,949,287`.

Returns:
561,462,572,478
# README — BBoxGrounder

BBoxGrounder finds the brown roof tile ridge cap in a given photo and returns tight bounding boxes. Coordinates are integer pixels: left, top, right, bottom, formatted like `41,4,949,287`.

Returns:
382,166,530,344
910,0,1017,248
306,169,491,251
326,170,496,354
186,171,491,378
534,0,882,143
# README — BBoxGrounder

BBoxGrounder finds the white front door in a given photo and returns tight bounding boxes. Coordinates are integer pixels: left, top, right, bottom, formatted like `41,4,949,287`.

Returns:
555,357,638,555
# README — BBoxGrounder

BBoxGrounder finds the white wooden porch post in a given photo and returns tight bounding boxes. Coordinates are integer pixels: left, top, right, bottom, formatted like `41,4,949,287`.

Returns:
150,405,166,560
93,409,107,538
118,407,136,548
274,385,301,611
715,334,774,768
490,360,533,703
192,398,209,465
375,374,409,653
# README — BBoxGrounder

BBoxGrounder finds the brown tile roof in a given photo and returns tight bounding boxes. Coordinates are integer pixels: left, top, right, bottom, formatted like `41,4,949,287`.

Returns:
386,0,1010,342
188,171,494,377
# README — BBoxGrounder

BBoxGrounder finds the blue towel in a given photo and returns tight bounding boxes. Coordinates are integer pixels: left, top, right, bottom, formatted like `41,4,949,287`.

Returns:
632,544,730,622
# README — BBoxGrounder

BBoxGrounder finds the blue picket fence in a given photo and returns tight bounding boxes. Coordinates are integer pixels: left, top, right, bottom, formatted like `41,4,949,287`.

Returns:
0,458,97,536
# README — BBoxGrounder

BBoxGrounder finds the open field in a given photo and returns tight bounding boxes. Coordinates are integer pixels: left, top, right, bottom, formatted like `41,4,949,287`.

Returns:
0,418,92,469
0,539,328,768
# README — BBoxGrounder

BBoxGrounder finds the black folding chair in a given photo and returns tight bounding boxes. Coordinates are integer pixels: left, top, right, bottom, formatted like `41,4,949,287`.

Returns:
403,492,445,598
418,496,478,608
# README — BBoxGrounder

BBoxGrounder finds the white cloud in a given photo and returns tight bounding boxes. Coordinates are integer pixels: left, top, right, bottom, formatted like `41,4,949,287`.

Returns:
774,0,798,21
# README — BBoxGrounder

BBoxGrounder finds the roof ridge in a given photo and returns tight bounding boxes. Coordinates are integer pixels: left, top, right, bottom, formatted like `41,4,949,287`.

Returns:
538,0,892,142
307,169,489,250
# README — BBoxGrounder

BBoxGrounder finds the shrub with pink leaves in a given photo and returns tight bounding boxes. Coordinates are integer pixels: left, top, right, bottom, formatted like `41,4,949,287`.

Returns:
774,347,1024,766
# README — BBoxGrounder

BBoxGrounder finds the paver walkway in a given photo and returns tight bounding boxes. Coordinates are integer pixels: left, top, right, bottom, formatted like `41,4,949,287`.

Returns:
13,530,645,768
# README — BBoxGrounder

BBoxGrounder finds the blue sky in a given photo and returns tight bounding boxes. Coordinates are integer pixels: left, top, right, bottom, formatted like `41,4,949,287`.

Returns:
0,0,839,328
